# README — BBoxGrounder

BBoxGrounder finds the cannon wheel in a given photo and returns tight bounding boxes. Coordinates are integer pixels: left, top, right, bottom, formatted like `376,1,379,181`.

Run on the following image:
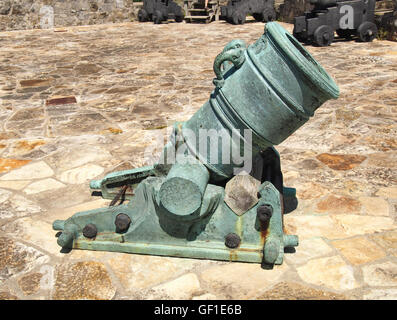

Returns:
313,25,334,46
293,31,307,43
231,11,246,25
252,13,263,22
262,8,276,22
336,28,354,39
175,14,184,23
153,10,163,24
138,9,148,22
357,22,378,42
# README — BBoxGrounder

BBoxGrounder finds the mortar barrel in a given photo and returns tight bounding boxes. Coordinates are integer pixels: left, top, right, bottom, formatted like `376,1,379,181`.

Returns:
182,22,339,181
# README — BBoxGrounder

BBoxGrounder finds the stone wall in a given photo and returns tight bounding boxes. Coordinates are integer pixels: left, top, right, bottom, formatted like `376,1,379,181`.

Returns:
0,0,141,31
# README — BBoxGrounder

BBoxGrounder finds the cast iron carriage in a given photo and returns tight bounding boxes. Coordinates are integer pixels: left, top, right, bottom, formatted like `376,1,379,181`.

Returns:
221,0,276,24
293,0,379,46
138,0,184,24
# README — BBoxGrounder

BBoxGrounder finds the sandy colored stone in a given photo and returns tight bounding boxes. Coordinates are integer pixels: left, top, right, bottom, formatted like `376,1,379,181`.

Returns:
362,261,397,286
0,180,31,190
316,194,361,214
58,164,104,184
0,193,41,219
0,291,18,300
24,178,65,194
0,161,54,180
376,187,397,199
17,272,43,296
2,217,65,257
316,153,366,171
200,262,289,299
0,236,49,283
53,261,116,300
331,215,396,236
359,196,390,216
257,281,351,300
284,215,349,240
42,198,109,223
297,256,359,291
46,145,112,172
284,237,334,265
8,140,46,156
107,253,203,291
364,289,397,300
296,182,330,200
192,293,218,300
0,158,31,174
370,231,397,251
331,237,386,265
150,273,201,300
367,152,397,168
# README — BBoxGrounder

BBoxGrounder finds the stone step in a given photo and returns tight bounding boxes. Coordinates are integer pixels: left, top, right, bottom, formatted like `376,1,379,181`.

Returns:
185,15,210,20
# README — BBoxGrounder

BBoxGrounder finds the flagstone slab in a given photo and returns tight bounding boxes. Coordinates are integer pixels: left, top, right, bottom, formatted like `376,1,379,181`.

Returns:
52,261,116,300
200,262,289,299
376,187,397,199
149,273,201,300
370,231,397,251
316,194,361,214
2,217,65,258
359,196,390,216
257,281,351,300
0,158,31,174
107,253,208,291
296,256,359,291
331,237,386,265
58,164,104,184
362,261,397,286
331,215,396,236
17,272,43,296
364,289,397,300
284,237,334,265
0,191,41,220
24,178,65,194
284,215,349,240
0,236,49,284
0,180,31,190
0,161,54,180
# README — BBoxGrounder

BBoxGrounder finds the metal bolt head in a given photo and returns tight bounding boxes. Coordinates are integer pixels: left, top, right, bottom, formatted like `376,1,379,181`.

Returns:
257,204,273,223
83,223,97,239
115,213,131,233
225,233,241,249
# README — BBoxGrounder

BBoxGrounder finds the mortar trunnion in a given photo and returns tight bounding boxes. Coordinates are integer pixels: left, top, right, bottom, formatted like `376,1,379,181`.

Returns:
53,22,339,266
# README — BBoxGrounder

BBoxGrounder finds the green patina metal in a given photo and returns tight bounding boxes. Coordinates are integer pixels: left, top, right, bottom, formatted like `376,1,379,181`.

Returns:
53,22,339,266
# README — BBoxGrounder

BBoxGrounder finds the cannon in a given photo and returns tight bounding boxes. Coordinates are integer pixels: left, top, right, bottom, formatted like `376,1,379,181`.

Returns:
138,0,184,24
293,0,379,46
221,0,276,24
53,22,339,266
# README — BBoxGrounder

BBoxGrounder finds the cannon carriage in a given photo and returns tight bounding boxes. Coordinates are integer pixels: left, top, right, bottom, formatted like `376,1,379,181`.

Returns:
138,0,184,24
220,0,276,25
293,0,379,46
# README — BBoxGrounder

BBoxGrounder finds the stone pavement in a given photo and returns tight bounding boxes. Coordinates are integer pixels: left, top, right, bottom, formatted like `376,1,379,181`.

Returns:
0,20,396,300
